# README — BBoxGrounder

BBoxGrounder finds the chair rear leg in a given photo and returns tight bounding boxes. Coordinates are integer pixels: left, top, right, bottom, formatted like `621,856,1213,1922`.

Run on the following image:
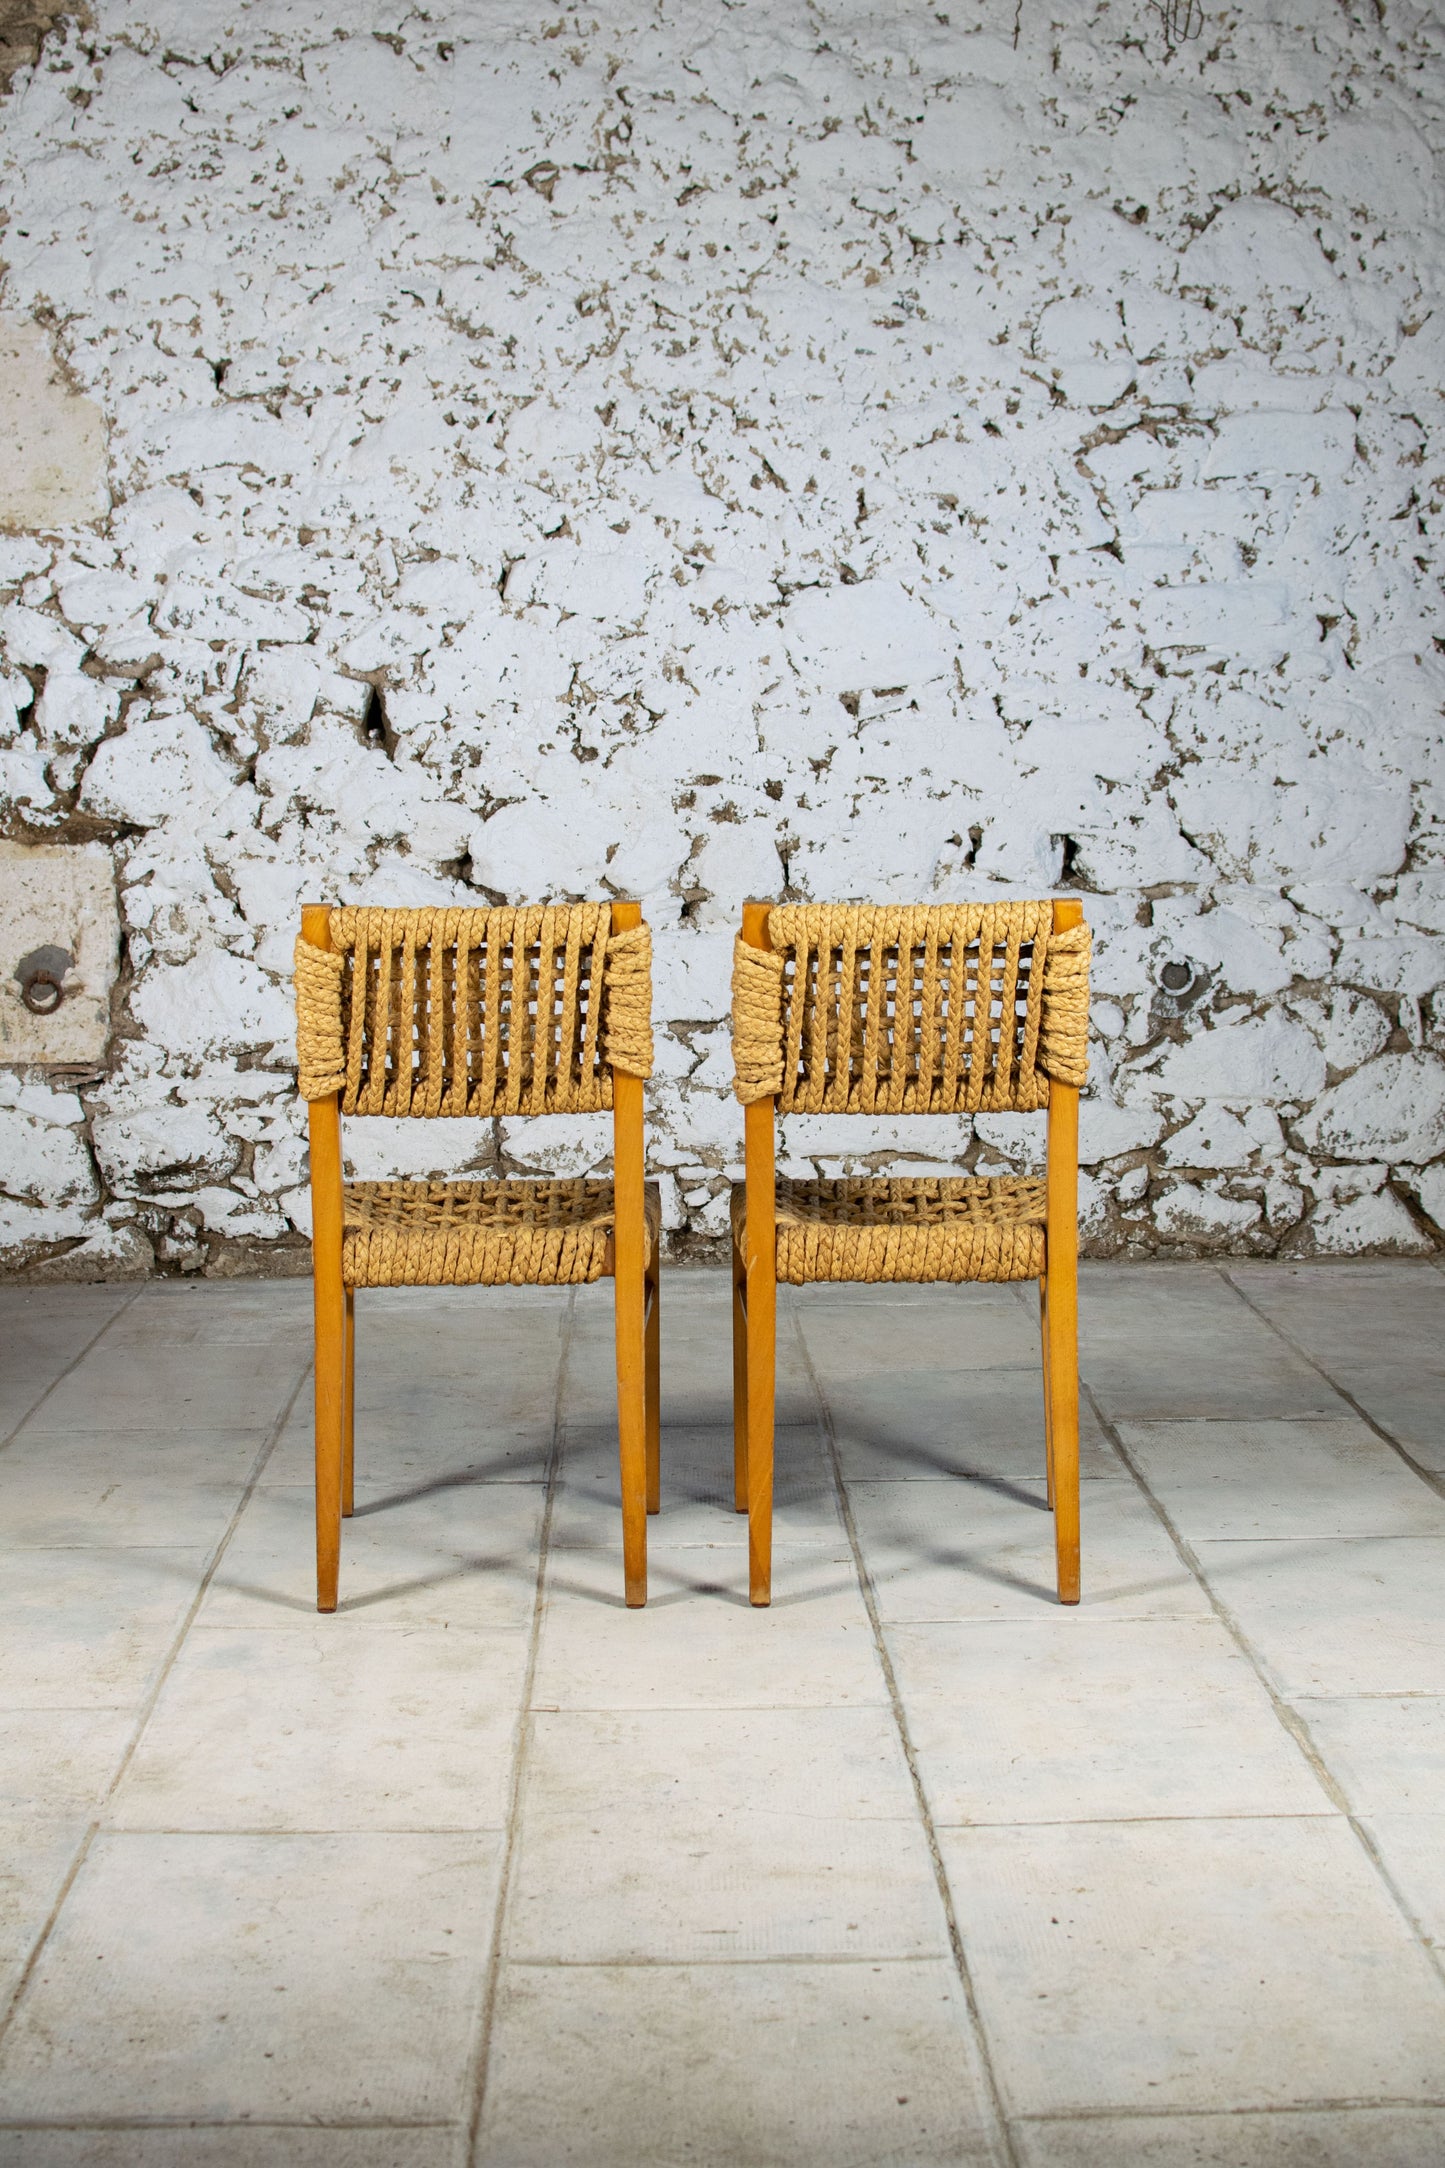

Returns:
731,1239,749,1514
745,1257,776,1606
342,1288,356,1519
314,1273,345,1612
1045,1266,1080,1605
644,1253,660,1516
1039,1275,1054,1511
614,1263,648,1607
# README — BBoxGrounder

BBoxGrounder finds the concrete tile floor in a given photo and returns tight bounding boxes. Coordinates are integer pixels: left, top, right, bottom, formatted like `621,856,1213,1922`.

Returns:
0,1264,1442,2166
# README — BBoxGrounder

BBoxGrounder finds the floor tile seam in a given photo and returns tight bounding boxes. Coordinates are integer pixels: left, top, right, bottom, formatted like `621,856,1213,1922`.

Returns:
94,1825,514,1838
0,1285,147,1458
931,1809,1345,1832
1083,1379,1445,2003
1008,2098,1445,2124
0,1539,277,1554
526,1704,894,1715
1217,1264,1445,1502
460,1287,575,2168
0,2118,460,2133
1117,1404,1386,1422
1186,1532,1445,1546
790,1293,1023,2168
0,1350,312,2064
498,1949,954,1969
1289,1689,1445,1703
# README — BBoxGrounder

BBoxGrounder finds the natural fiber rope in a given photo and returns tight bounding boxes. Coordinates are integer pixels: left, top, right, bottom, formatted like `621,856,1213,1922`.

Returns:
294,905,652,1112
730,937,786,1104
1037,918,1090,1089
733,1175,1047,1285
601,921,654,1080
294,937,346,1102
344,1177,662,1289
731,903,1090,1109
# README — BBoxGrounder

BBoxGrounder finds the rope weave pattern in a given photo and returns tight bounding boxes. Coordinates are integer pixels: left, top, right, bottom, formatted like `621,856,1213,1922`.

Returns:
733,1175,1046,1285
344,1177,662,1288
731,903,1090,1110
294,905,652,1113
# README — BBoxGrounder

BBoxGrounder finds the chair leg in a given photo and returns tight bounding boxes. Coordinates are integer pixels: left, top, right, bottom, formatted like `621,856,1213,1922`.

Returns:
745,1254,776,1607
731,1239,749,1514
342,1288,356,1519
644,1250,660,1517
1039,1275,1054,1511
314,1271,345,1613
614,1258,648,1608
1045,1261,1081,1605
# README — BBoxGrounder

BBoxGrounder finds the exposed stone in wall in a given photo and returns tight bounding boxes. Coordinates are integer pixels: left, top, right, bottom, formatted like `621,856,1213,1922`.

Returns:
0,313,109,530
0,3,75,96
0,836,117,1060
0,0,1441,1276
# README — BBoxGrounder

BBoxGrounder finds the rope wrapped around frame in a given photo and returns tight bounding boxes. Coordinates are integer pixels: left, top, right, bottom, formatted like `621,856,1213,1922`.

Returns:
294,905,652,1112
731,902,1090,1110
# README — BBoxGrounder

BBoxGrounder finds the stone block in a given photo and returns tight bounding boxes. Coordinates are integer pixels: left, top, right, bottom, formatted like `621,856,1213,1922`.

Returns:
0,841,118,1065
0,316,108,531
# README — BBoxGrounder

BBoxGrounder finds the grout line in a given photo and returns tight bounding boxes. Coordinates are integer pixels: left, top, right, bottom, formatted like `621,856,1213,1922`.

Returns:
462,1287,575,2168
0,1283,146,1458
1218,1264,1445,1503
789,1290,1022,2168
0,2119,459,2134
1081,1376,1445,2004
0,1349,312,2057
1009,2096,1445,2124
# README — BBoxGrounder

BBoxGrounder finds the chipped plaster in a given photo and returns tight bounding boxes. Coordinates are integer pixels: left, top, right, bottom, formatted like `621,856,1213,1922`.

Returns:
0,0,1442,1277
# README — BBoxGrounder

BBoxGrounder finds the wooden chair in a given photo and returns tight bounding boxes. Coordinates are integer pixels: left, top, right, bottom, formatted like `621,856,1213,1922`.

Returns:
294,901,660,1610
729,898,1090,1608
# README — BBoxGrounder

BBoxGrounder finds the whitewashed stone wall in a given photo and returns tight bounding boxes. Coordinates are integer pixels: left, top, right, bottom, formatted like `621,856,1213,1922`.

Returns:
0,0,1442,1276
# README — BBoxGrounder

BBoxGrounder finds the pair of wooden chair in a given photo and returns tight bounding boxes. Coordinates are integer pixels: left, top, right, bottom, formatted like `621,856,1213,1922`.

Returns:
294,896,1090,1614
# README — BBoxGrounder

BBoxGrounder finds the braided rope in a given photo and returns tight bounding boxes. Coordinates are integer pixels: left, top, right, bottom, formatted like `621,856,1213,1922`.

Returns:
732,1174,1046,1285
344,1177,662,1288
602,922,654,1079
295,937,347,1102
730,901,1089,1111
293,904,652,1115
1038,919,1091,1088
731,937,786,1104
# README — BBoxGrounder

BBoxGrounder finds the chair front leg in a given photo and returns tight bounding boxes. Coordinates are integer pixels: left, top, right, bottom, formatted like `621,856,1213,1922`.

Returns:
314,1266,345,1613
306,1072,346,1616
1044,1257,1080,1605
644,1246,660,1517
614,1261,649,1607
342,1288,356,1519
731,1236,749,1514
745,1249,776,1607
1038,1274,1054,1511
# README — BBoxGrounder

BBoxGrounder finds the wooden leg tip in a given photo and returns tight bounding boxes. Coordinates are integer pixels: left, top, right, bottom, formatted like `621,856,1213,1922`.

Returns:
625,1583,647,1609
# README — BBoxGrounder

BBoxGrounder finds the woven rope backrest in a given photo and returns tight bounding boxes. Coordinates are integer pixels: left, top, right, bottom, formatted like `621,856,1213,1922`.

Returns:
731,902,1090,1112
295,904,652,1114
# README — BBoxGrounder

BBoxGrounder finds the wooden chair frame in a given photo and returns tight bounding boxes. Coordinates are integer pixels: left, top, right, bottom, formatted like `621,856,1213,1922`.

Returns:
731,896,1083,1609
302,898,659,1613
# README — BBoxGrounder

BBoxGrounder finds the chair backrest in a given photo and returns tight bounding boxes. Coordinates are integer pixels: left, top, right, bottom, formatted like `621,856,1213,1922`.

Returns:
731,901,1089,1116
295,903,652,1117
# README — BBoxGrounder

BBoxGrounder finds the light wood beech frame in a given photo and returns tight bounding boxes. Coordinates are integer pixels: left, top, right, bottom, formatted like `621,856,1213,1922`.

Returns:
302,898,659,1614
731,896,1082,1608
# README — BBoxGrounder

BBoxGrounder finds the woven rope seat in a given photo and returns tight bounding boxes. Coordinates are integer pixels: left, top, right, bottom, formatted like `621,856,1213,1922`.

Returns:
344,1177,662,1290
732,1174,1046,1287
